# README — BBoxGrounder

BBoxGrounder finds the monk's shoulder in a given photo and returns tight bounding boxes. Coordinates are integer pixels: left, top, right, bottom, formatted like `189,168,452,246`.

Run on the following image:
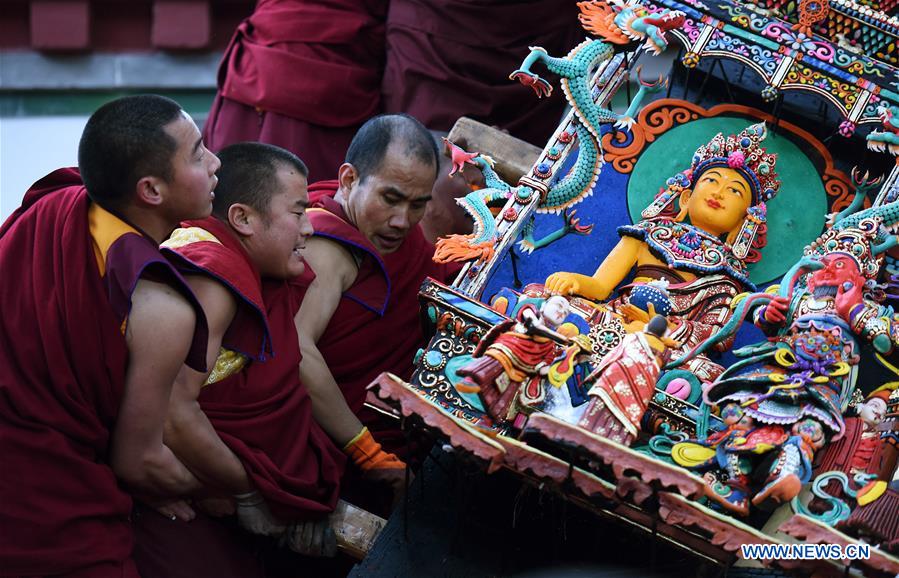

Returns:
304,236,358,291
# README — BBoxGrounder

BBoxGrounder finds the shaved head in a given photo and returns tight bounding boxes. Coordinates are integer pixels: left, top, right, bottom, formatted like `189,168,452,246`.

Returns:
345,114,439,182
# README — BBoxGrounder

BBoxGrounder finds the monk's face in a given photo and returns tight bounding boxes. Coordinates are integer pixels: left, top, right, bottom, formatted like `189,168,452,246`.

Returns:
247,166,314,279
159,112,221,221
685,167,752,237
344,141,436,254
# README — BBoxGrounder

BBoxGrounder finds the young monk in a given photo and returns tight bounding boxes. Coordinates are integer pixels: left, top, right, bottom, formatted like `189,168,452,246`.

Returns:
0,95,218,577
133,142,346,577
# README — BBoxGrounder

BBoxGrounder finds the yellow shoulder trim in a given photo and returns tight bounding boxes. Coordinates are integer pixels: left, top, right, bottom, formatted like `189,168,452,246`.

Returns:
162,227,222,250
88,203,140,276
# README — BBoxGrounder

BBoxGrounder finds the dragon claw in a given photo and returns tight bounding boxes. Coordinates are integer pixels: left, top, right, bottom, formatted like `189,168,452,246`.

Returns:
510,70,553,98
614,116,636,130
635,66,667,93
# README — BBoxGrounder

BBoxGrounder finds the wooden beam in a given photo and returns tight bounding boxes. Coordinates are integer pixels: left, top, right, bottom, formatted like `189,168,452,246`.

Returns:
446,117,543,185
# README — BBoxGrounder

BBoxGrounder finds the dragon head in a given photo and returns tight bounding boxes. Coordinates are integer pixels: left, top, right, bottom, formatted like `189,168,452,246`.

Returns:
868,104,899,155
578,0,685,55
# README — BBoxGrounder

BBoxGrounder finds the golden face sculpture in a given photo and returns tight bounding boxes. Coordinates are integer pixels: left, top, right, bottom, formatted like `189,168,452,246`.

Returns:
679,167,752,238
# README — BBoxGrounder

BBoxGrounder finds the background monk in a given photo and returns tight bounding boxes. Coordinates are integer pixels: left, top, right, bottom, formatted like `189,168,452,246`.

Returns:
0,95,218,577
203,0,387,180
382,0,584,145
296,114,453,501
134,143,346,577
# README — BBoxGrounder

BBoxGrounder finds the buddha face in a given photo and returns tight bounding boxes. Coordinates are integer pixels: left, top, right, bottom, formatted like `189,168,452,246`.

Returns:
681,167,752,237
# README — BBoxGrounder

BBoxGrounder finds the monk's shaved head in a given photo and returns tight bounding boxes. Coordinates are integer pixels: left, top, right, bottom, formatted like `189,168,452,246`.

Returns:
213,142,308,222
78,94,183,209
345,114,439,182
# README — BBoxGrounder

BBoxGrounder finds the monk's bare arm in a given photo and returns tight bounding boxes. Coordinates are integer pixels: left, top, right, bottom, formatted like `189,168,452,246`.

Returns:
296,237,365,446
111,279,201,496
164,274,253,494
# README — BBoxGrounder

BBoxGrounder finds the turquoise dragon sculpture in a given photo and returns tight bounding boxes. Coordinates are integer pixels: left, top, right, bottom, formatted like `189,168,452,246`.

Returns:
434,0,684,264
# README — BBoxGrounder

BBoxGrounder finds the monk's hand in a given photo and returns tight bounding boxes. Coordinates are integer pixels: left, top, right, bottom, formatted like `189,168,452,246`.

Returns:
545,272,583,296
146,497,196,522
234,490,287,537
282,518,338,558
344,427,408,502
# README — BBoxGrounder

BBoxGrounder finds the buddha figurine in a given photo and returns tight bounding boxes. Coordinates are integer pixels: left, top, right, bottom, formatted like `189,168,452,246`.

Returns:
546,122,779,385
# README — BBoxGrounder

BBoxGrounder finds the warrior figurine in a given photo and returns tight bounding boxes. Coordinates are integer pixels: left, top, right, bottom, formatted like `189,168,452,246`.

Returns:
456,296,571,426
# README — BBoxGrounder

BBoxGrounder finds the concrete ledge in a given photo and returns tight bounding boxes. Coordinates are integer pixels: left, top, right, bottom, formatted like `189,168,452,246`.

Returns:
0,50,221,89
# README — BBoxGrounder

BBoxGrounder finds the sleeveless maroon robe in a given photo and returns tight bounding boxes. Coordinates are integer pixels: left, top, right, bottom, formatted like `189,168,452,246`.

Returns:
164,216,345,520
204,0,387,181
0,168,207,577
302,181,452,448
382,0,584,146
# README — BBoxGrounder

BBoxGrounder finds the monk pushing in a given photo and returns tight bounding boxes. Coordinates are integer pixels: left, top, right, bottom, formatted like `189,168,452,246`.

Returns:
297,114,456,497
0,95,218,577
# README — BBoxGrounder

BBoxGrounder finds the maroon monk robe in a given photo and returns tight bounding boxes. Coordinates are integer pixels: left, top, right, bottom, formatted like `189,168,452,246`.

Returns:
382,0,584,146
0,168,207,577
302,181,453,449
204,0,388,180
163,216,345,521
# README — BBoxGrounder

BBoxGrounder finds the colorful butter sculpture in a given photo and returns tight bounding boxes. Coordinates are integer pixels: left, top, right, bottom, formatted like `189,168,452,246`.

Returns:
666,190,899,516
547,122,780,390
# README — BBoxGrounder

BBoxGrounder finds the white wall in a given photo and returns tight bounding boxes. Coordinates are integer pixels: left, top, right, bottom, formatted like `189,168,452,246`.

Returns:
1,116,87,222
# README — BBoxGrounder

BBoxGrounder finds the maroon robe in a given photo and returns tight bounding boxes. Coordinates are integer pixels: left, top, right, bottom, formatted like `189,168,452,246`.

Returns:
163,216,345,520
382,0,584,146
302,181,452,448
0,168,207,577
204,0,388,180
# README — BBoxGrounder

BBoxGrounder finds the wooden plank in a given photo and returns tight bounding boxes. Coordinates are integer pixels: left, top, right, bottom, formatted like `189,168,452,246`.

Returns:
333,499,387,560
446,117,543,184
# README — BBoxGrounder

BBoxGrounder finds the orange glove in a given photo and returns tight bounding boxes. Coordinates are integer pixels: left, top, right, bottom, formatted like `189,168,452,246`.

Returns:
343,427,406,472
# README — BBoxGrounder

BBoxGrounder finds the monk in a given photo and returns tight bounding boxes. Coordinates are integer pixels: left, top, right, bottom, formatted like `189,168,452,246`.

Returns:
134,143,347,577
0,95,218,577
382,0,584,145
296,114,453,497
203,0,387,180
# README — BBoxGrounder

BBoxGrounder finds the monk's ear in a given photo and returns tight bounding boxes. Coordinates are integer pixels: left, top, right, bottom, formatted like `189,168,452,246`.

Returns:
337,163,358,193
135,176,164,207
228,203,255,236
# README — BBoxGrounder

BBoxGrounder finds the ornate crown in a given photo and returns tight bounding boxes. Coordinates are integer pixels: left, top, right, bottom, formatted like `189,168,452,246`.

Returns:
686,122,780,205
804,217,883,279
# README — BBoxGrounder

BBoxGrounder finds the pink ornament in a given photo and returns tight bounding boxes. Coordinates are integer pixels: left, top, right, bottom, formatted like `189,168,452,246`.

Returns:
665,377,692,400
727,150,746,169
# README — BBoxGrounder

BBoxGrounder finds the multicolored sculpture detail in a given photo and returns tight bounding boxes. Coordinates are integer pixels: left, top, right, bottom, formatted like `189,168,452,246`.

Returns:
667,193,899,516
433,0,683,264
547,122,780,388
455,295,572,428
867,104,899,156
